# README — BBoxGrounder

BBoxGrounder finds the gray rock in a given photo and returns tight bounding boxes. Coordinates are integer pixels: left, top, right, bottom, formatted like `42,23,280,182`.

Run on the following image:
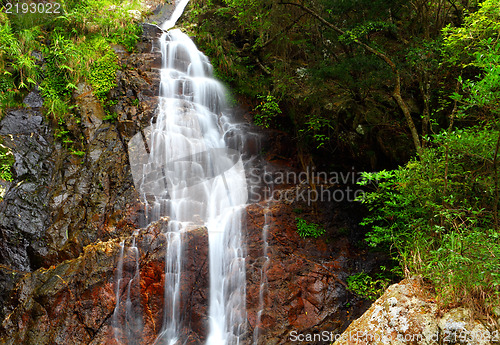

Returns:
0,108,54,278
23,90,44,108
140,23,165,39
0,110,43,135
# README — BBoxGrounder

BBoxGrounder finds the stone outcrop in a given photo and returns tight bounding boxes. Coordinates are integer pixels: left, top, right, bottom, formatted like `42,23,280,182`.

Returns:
0,93,53,307
0,218,210,345
333,278,494,345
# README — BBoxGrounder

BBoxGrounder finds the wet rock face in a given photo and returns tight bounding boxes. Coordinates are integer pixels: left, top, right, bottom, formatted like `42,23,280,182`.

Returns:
245,201,373,344
74,82,105,144
0,104,53,276
0,15,163,319
1,199,373,345
0,218,210,345
114,220,210,345
44,121,143,267
0,239,120,345
13,16,164,268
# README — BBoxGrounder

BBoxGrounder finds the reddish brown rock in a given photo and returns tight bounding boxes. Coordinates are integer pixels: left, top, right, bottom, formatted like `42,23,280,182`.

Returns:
245,201,373,344
0,217,211,345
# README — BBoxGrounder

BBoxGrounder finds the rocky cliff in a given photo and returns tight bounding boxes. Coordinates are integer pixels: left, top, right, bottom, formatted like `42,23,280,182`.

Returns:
0,3,386,344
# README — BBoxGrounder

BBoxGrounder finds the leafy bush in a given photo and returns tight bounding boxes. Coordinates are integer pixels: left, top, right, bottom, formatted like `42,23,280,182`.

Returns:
253,94,282,128
295,217,326,238
103,110,118,122
89,50,118,100
346,271,390,301
358,128,500,305
0,143,14,182
0,17,40,113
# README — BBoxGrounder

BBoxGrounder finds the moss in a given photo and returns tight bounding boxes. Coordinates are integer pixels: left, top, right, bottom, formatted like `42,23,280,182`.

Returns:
89,50,118,101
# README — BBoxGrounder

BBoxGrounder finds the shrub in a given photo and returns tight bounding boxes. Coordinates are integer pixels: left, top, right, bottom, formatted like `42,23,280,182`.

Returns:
0,143,14,182
358,128,500,306
295,217,325,238
253,94,281,128
346,271,390,301
89,50,118,101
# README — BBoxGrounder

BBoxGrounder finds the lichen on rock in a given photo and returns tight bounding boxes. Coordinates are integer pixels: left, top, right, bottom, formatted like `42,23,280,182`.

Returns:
334,278,494,345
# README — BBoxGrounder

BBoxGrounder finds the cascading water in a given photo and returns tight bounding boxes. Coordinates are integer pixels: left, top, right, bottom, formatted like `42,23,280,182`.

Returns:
252,207,270,345
112,233,142,344
161,0,191,30
129,2,249,343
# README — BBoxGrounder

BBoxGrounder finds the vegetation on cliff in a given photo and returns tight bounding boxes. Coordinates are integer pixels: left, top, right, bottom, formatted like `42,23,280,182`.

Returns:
0,0,144,154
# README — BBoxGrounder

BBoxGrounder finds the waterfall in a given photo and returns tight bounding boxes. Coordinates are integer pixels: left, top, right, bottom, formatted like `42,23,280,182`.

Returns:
161,0,191,30
129,1,249,344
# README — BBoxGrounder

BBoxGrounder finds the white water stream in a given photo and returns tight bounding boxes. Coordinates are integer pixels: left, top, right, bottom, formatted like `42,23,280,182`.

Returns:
112,234,142,344
128,1,249,343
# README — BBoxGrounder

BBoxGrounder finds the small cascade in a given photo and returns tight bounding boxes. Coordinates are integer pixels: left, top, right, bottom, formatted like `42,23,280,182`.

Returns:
252,207,270,345
129,1,249,343
206,207,247,345
156,224,182,344
161,0,191,30
112,241,125,343
112,233,143,345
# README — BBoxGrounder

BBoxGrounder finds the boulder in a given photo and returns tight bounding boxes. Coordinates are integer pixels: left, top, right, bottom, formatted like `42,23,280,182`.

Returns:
333,278,493,345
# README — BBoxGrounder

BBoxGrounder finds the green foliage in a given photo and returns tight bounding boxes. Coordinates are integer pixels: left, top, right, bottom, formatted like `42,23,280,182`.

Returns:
357,4,500,308
40,29,79,101
298,112,336,149
339,21,396,44
69,149,85,157
0,143,14,182
0,16,40,109
111,23,143,52
60,0,144,48
443,0,500,66
103,111,118,122
295,217,326,238
311,55,391,93
321,0,404,19
253,94,281,128
347,271,391,301
358,128,500,304
443,0,500,117
89,50,118,100
219,0,274,43
459,48,500,113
